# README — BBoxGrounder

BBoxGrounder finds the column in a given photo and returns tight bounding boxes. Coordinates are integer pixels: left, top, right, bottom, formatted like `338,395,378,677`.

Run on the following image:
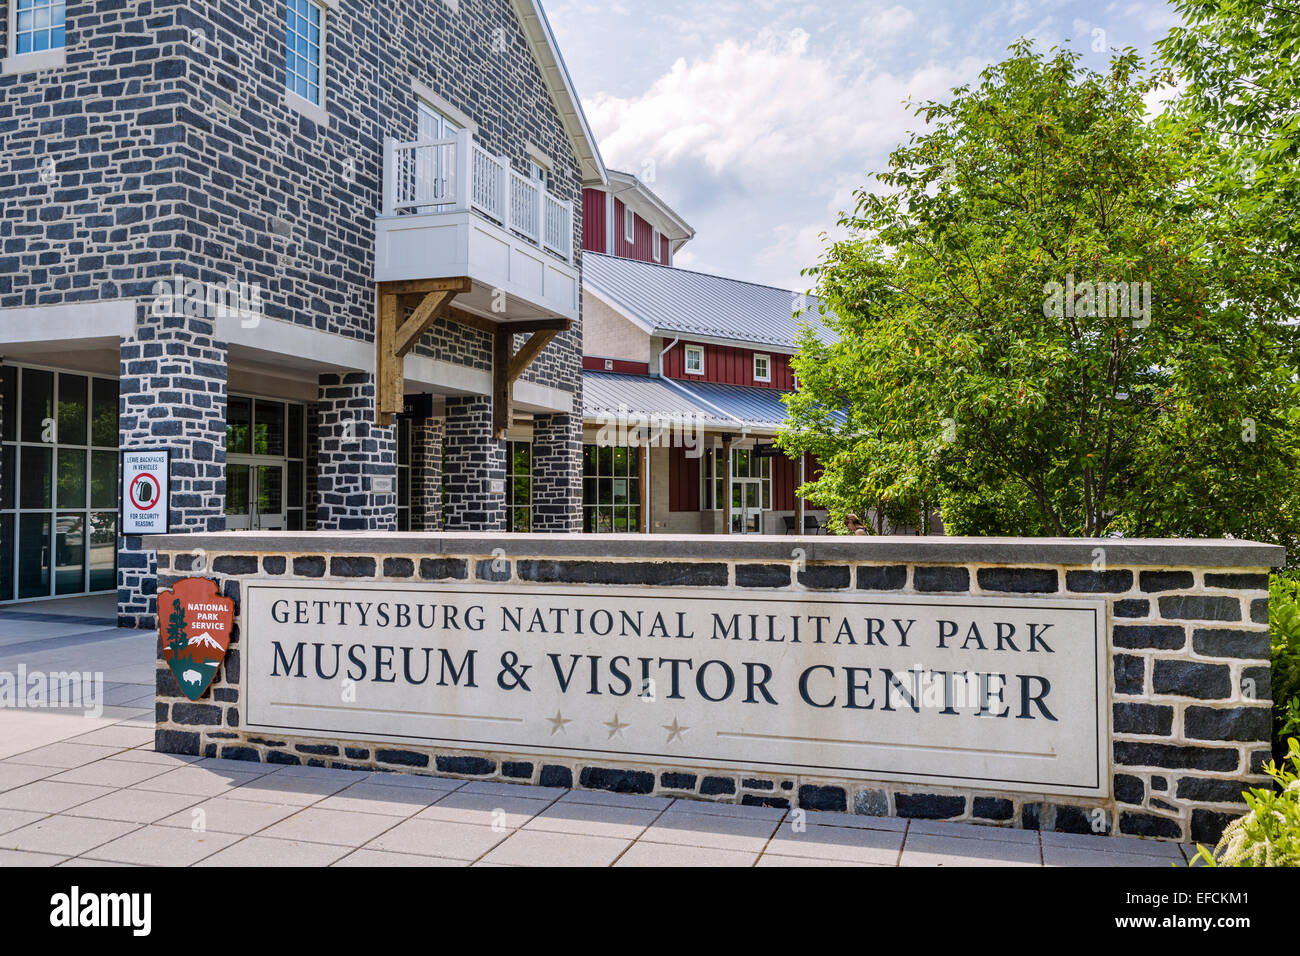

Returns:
442,396,505,531
410,413,445,530
530,409,582,532
118,311,228,628
315,372,397,531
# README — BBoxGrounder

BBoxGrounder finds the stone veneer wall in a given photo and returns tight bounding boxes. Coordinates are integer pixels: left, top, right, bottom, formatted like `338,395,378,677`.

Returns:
150,535,1281,844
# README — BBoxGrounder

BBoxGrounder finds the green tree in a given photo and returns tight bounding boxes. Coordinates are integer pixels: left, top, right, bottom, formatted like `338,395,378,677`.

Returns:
1158,0,1300,319
780,43,1300,548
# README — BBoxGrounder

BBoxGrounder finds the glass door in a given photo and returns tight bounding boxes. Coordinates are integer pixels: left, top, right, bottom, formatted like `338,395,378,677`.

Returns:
417,102,460,209
730,479,764,534
255,464,285,530
225,460,285,530
225,395,305,532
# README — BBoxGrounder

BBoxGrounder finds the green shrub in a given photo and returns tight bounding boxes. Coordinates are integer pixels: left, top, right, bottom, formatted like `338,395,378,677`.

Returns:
1191,738,1300,867
1270,574,1300,755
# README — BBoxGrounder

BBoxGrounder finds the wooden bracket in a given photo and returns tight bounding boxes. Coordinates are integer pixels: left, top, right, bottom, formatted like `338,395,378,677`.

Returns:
376,278,471,426
492,321,570,438
374,276,569,434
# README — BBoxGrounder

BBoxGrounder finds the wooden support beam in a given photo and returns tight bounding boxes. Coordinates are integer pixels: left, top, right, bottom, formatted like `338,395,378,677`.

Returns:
443,306,497,335
492,328,513,439
394,290,451,356
507,328,559,382
376,290,400,427
380,277,473,296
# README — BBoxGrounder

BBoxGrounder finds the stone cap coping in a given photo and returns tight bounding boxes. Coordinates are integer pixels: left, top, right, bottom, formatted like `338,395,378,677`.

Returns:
143,533,1287,568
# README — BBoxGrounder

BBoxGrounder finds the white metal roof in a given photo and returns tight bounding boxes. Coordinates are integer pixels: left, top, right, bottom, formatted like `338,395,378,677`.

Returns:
582,253,835,352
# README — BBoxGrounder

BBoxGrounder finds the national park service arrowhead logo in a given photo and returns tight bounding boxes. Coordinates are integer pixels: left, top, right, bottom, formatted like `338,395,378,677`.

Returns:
159,577,235,701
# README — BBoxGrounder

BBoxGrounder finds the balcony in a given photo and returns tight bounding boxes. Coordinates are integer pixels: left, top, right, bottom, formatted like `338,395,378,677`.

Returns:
375,129,578,323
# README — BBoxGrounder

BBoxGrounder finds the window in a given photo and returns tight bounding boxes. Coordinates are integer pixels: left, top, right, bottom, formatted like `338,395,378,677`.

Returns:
528,160,548,186
506,441,531,532
623,206,634,243
582,444,641,532
652,228,661,261
684,345,704,375
753,353,771,382
12,0,65,55
285,0,324,106
0,365,119,600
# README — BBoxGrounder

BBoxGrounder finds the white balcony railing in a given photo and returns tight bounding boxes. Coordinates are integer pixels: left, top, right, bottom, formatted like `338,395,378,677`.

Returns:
382,130,573,264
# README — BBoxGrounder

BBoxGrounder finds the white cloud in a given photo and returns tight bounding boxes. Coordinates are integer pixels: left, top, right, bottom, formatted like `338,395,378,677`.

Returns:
586,34,981,191
870,4,917,37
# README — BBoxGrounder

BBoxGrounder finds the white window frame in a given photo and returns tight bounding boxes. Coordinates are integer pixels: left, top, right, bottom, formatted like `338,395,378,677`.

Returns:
651,227,661,261
624,206,634,243
684,344,704,376
752,353,771,383
3,0,67,75
284,0,332,126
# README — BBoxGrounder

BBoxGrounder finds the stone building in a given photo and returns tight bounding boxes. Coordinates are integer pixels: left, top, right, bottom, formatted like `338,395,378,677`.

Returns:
0,0,606,624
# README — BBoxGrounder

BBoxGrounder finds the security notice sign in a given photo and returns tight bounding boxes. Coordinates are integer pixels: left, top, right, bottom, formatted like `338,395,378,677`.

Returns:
122,450,171,534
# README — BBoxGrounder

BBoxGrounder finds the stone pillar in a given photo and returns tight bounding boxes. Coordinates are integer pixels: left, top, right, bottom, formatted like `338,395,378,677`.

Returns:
442,396,505,531
118,312,228,628
410,414,445,531
531,409,582,532
315,372,397,531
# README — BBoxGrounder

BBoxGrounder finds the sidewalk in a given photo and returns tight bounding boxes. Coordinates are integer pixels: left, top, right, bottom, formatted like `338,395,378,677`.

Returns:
0,600,1206,867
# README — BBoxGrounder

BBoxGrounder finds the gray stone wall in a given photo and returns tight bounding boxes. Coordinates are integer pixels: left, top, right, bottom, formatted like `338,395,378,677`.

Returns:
441,397,505,531
410,415,444,531
530,404,582,532
150,536,1280,843
314,373,396,531
118,313,228,628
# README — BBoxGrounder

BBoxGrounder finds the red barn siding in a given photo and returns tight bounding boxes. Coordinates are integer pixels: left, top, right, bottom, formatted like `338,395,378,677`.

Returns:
581,188,607,253
668,445,700,512
773,453,820,511
610,197,661,264
582,356,650,375
662,342,795,389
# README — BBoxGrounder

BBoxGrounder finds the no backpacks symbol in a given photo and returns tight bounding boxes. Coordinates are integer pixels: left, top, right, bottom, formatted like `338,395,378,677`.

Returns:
158,578,235,701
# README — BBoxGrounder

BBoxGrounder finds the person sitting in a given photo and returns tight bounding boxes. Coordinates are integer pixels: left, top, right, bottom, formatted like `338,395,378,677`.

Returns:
844,514,868,535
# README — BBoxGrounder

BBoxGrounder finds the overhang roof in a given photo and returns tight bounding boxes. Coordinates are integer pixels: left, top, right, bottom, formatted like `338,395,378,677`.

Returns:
583,370,794,434
605,169,695,245
582,253,835,353
512,0,608,186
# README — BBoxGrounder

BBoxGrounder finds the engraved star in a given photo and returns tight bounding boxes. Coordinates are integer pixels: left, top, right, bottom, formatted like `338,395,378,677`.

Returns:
663,717,689,744
604,712,630,740
546,711,571,736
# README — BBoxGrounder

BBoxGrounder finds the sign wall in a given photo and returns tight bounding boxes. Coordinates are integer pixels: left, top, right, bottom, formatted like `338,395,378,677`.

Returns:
243,582,1108,797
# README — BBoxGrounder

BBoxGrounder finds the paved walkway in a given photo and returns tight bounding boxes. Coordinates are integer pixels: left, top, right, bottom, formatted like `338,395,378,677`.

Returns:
0,597,1206,867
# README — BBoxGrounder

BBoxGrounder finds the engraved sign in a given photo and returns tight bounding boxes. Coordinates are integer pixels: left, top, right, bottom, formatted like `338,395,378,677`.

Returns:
243,582,1108,796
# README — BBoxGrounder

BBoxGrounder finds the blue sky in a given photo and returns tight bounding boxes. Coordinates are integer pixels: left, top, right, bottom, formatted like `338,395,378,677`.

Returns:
544,0,1185,292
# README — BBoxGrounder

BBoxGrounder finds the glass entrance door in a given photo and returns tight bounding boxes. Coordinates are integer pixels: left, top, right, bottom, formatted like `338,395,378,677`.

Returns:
225,460,286,530
730,478,764,534
225,395,306,531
